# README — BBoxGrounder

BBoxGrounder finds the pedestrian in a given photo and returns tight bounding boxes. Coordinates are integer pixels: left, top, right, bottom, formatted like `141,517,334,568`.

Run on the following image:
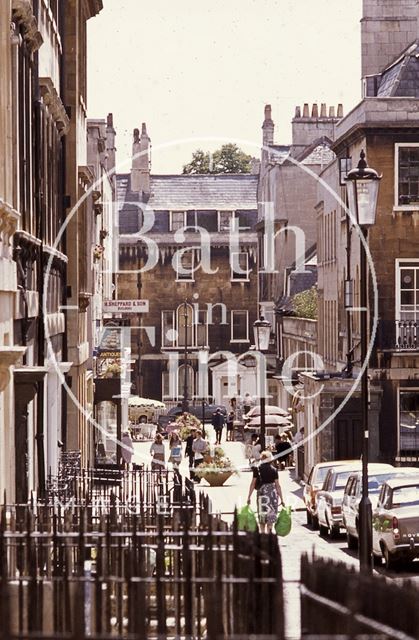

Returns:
121,430,134,469
192,429,208,483
169,430,182,470
211,408,225,445
226,411,235,442
274,433,291,470
150,433,165,471
250,433,262,465
185,427,196,478
247,450,285,533
243,392,253,415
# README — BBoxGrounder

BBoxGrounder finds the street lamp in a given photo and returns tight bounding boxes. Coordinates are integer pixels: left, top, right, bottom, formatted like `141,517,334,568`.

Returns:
345,149,381,573
182,300,189,413
253,314,272,450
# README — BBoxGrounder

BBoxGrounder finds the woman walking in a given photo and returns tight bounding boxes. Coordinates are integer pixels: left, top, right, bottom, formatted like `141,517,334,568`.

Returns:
150,433,165,471
247,450,285,533
168,430,182,470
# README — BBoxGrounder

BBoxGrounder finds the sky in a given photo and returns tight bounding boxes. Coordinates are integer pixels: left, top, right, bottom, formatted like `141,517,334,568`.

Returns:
87,0,362,174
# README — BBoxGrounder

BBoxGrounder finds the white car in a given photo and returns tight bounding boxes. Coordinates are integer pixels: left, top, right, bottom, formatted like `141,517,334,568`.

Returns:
341,464,400,549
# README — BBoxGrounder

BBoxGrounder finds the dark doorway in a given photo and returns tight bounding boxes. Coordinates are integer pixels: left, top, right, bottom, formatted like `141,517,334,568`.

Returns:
334,397,362,459
15,404,29,503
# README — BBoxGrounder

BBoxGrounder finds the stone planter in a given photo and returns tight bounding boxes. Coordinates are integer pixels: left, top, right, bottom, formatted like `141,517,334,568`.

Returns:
199,471,232,487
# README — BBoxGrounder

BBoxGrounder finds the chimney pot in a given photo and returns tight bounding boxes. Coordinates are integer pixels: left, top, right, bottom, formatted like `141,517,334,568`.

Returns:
312,103,319,118
107,113,113,127
133,128,139,142
337,104,344,118
303,103,309,117
141,122,148,136
329,106,335,118
320,103,327,117
264,104,272,121
295,106,301,118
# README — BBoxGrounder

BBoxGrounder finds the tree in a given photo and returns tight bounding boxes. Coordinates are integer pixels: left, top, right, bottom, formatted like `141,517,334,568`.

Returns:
292,286,318,320
183,144,252,174
182,149,211,174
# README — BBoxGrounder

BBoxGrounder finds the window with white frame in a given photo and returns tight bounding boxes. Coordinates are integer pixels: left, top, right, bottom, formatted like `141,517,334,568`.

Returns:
170,210,187,231
231,252,250,281
396,260,419,348
162,305,208,348
218,210,233,231
174,249,195,281
399,389,419,452
396,144,419,207
162,310,176,347
230,310,249,342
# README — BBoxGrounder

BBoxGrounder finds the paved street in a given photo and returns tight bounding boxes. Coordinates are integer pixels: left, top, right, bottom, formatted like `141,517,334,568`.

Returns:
134,429,419,639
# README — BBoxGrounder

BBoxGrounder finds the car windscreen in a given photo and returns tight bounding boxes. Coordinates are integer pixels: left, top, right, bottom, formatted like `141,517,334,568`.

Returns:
368,473,396,493
391,485,419,508
334,471,354,489
314,467,332,484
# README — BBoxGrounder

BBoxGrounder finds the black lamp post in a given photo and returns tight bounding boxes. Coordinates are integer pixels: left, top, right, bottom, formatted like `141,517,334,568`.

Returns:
182,300,189,413
253,314,272,450
345,149,381,573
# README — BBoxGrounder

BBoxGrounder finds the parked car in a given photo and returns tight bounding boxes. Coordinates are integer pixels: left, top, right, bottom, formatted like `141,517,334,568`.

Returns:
317,462,374,538
341,464,396,549
372,474,419,570
303,460,358,529
157,403,226,430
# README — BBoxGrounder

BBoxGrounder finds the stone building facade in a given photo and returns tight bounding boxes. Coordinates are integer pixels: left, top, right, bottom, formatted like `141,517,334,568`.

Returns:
117,126,259,407
256,103,342,411
0,0,103,500
301,0,419,475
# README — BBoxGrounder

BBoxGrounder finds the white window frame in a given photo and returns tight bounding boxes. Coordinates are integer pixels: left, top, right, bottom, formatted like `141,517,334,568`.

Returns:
394,143,419,211
218,210,234,232
231,251,250,282
175,249,195,282
161,310,176,348
395,258,419,333
170,210,187,231
398,387,419,454
194,308,209,348
230,310,249,343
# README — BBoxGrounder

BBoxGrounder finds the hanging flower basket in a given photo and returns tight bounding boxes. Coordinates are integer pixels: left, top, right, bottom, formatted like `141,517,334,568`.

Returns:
93,244,105,261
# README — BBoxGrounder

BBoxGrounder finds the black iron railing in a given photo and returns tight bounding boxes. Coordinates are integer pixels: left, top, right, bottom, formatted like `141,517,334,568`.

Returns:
396,319,418,350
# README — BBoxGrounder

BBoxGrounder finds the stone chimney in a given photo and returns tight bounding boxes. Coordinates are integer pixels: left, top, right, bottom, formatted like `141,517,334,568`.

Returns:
361,0,419,79
290,103,343,156
131,123,150,196
105,113,116,173
262,104,275,147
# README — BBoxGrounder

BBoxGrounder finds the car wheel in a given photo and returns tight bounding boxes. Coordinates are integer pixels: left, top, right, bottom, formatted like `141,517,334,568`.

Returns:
347,531,358,550
373,553,383,567
311,515,319,531
383,545,399,571
326,515,339,539
306,509,313,526
319,522,328,537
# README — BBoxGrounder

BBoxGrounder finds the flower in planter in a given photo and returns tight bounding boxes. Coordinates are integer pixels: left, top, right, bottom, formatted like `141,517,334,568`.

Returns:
176,413,203,439
194,451,236,477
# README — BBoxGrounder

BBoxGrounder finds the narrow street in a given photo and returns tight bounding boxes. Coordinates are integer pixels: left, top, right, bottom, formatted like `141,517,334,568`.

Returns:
134,430,419,639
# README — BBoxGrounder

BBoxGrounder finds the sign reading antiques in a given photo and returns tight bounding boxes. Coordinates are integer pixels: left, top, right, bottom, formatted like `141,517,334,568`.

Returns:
103,299,149,314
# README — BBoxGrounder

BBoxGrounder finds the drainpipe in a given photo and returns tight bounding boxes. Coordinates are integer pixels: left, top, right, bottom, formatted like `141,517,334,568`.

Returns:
33,42,46,498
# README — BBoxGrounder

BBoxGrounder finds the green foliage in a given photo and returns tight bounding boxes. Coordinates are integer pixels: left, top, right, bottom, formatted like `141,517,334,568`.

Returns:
183,144,252,174
292,286,318,320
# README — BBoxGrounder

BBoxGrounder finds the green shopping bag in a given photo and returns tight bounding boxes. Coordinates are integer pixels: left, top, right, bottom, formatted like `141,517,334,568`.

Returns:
237,505,258,532
275,506,292,537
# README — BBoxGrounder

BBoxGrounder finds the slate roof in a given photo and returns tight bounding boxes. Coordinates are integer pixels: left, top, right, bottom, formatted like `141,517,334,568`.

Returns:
377,41,419,98
117,173,258,210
